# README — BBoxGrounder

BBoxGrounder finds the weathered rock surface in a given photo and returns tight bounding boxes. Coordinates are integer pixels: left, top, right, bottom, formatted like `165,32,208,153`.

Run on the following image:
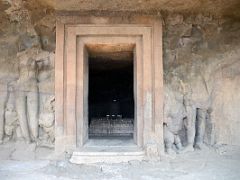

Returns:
0,0,239,156
163,13,240,146
38,0,240,19
0,0,55,147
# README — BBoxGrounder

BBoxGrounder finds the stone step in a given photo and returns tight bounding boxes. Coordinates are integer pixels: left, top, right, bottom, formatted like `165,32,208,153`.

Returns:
70,149,145,164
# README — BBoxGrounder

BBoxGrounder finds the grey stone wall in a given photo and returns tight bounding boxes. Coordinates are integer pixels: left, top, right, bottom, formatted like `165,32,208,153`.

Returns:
0,0,239,148
0,0,55,147
163,13,240,146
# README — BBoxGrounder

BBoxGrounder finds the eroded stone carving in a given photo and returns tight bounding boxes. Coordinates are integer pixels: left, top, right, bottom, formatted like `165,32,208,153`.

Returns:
163,79,212,155
182,92,209,153
14,48,51,143
0,48,54,145
163,85,185,155
39,96,55,148
4,100,18,141
15,49,39,143
163,124,183,155
0,83,8,144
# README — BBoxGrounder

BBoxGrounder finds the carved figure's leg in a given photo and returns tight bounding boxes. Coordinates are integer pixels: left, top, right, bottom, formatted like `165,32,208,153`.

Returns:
174,135,183,151
16,91,31,143
195,108,207,149
182,106,196,153
163,124,176,155
0,84,8,144
27,90,39,140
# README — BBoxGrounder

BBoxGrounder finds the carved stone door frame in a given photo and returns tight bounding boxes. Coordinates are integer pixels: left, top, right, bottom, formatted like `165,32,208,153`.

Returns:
55,15,164,156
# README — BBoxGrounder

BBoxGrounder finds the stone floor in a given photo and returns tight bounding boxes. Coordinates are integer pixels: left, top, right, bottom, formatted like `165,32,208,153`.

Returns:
81,137,140,152
70,137,144,164
0,142,240,180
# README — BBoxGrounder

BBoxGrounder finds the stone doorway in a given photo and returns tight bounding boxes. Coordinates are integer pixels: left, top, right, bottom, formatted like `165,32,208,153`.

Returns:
88,44,134,140
55,15,164,160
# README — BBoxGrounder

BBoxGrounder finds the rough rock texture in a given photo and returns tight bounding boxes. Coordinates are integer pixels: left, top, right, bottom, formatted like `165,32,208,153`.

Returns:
34,0,240,19
0,0,55,146
0,0,239,154
163,13,240,146
1,146,240,179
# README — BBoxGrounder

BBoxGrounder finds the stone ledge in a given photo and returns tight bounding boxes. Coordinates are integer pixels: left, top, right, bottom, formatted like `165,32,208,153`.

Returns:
70,150,145,164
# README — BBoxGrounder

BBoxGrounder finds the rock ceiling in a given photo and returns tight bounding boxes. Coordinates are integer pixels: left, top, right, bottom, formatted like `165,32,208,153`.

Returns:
37,0,240,18
87,44,134,61
87,44,134,71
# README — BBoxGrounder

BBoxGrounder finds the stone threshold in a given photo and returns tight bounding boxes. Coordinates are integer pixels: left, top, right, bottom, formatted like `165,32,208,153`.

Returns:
70,149,145,164
70,137,144,164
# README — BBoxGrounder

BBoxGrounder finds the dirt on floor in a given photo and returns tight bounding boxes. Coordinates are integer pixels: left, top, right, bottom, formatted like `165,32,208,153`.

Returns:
0,142,240,180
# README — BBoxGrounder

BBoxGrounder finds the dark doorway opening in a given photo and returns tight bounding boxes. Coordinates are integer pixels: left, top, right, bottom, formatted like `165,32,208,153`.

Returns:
88,47,134,138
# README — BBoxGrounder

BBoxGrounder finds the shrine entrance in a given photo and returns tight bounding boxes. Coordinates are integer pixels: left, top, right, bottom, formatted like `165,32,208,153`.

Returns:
55,15,164,163
88,44,134,139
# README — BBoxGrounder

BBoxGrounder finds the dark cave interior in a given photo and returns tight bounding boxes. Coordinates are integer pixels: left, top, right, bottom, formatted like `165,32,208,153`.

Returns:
88,56,134,123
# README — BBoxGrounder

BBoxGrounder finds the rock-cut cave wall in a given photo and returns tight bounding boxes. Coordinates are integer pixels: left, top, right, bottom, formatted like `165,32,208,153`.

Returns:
0,0,239,149
0,0,55,147
163,14,240,146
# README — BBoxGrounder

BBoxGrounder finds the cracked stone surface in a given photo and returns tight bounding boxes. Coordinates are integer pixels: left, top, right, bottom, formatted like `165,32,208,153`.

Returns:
0,0,239,148
0,145,240,180
0,1,239,178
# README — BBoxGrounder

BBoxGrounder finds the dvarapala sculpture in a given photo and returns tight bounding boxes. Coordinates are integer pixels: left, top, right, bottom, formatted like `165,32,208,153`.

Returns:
15,48,50,143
